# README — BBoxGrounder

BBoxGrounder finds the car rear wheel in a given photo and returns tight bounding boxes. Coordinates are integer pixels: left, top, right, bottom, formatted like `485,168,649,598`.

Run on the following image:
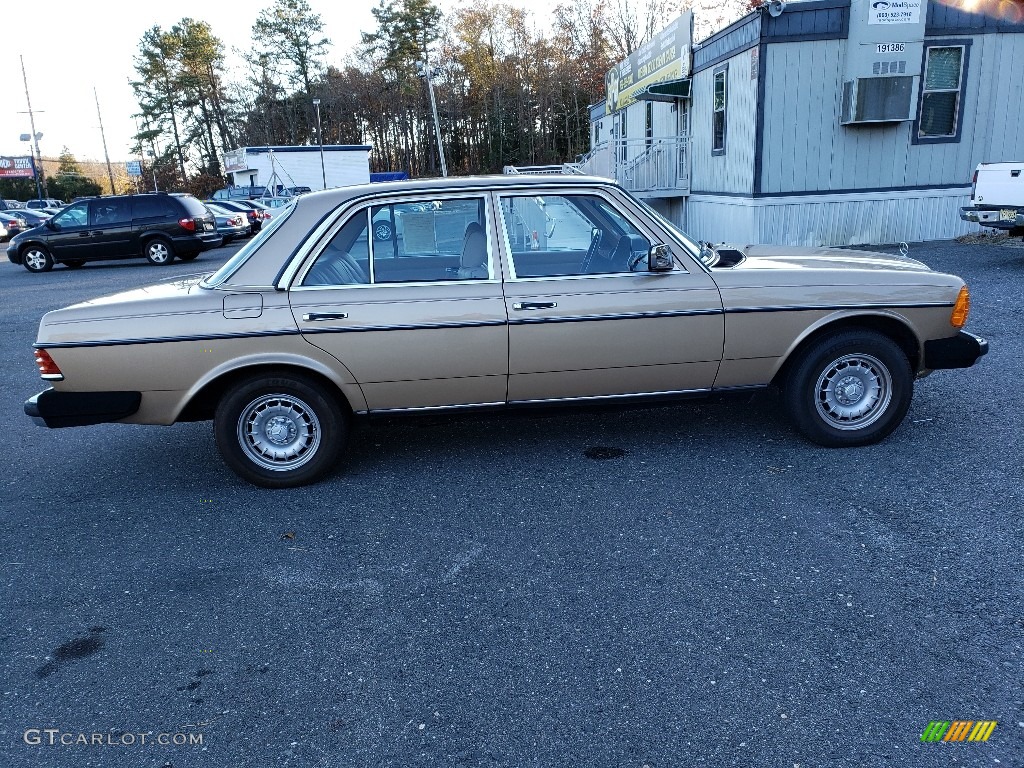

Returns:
144,238,175,265
214,373,348,488
63,260,86,269
23,246,54,273
783,329,912,447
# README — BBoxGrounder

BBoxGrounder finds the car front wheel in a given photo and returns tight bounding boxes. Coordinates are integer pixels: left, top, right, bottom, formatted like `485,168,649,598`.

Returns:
214,373,348,488
144,238,175,265
23,246,54,273
783,329,912,447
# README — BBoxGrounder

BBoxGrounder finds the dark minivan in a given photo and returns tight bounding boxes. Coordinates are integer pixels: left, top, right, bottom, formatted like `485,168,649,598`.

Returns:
8,192,222,272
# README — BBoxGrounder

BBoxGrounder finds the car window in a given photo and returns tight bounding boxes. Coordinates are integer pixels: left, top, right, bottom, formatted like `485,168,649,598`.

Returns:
90,198,131,226
174,195,210,217
301,212,370,286
134,196,176,218
52,202,89,228
370,198,489,283
499,194,651,278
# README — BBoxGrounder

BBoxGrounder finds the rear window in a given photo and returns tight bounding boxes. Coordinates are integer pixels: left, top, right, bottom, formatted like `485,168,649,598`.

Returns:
174,194,211,217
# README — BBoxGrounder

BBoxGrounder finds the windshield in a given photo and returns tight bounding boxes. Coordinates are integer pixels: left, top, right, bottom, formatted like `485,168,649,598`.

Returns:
627,194,709,266
201,205,294,287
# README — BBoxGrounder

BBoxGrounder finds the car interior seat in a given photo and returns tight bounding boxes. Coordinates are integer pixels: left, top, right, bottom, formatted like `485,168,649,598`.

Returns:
457,222,488,279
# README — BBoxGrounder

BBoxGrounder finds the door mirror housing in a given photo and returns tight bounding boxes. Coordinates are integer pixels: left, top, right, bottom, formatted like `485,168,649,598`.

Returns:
648,243,674,272
45,219,58,231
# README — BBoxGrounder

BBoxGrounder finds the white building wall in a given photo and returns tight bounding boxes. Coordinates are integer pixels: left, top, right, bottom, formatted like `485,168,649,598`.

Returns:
687,187,981,246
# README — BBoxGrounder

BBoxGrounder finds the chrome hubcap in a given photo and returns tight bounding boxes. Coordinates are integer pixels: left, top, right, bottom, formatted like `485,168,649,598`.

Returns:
237,394,321,471
815,354,892,430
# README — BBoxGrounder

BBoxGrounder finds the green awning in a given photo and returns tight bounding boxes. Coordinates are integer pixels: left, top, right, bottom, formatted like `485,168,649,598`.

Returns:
637,78,691,102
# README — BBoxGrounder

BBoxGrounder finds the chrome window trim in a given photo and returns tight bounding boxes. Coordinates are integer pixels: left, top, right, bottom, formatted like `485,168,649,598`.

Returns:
290,193,496,289
495,189,692,282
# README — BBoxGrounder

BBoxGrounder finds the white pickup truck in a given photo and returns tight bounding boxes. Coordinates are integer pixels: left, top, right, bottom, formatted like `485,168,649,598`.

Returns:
960,162,1024,235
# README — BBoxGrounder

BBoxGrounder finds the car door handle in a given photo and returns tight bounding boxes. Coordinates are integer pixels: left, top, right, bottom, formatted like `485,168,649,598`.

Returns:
512,302,557,311
302,312,349,322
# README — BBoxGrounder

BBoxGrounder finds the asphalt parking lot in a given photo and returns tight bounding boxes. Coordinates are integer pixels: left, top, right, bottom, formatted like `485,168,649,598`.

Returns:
0,238,1021,767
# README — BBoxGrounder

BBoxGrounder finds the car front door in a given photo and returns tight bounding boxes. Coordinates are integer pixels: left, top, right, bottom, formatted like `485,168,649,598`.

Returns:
42,201,94,262
288,193,508,412
497,189,724,403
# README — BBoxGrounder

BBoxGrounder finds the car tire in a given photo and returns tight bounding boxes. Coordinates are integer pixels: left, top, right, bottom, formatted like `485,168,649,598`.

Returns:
373,220,394,241
214,373,349,488
178,252,200,261
144,238,175,265
783,329,912,447
63,260,86,269
22,245,54,273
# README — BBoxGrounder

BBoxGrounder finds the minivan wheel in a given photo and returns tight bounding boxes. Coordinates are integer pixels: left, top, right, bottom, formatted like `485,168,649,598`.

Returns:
144,238,175,265
214,373,349,488
23,246,54,273
783,329,913,447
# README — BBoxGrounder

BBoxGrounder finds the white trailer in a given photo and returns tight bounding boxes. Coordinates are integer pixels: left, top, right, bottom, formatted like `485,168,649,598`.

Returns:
222,145,372,195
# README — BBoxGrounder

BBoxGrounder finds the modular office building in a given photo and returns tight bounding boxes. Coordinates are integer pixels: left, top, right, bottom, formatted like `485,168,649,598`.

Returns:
584,0,1024,246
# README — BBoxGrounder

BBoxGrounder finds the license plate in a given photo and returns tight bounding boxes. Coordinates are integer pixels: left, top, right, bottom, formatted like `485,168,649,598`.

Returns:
1000,209,1017,222
204,221,215,231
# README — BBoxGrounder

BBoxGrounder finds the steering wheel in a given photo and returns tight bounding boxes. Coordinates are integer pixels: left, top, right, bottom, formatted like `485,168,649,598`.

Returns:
627,249,647,271
581,228,602,273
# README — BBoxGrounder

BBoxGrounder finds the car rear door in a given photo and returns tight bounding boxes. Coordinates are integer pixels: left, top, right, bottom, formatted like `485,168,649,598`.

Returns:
496,189,724,403
288,193,509,412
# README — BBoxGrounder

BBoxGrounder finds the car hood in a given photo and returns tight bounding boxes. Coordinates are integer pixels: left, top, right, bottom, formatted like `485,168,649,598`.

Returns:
722,244,931,272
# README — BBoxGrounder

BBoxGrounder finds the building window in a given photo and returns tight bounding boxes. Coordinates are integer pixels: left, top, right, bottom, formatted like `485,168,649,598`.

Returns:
594,121,600,145
645,102,653,147
915,43,969,144
712,66,727,155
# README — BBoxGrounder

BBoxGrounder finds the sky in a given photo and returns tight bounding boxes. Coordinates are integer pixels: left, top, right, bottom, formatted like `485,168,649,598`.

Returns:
0,0,555,166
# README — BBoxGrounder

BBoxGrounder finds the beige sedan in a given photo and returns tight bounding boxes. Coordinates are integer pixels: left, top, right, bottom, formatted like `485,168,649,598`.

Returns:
26,175,987,486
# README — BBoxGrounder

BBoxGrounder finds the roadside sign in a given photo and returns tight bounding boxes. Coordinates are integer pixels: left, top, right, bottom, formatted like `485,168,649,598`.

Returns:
126,160,142,177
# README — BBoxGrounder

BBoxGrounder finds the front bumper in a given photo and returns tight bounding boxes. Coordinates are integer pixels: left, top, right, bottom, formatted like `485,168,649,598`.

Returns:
25,389,142,428
960,206,1024,230
924,331,989,370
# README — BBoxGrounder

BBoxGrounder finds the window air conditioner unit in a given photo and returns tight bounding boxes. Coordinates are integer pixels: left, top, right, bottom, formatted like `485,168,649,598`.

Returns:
840,76,914,124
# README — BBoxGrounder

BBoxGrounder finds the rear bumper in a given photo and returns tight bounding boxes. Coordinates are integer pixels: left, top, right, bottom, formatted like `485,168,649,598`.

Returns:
960,206,1024,230
924,331,989,370
25,389,142,428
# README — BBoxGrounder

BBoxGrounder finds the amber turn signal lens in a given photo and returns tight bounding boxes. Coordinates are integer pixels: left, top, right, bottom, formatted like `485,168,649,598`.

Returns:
34,348,62,377
950,285,970,329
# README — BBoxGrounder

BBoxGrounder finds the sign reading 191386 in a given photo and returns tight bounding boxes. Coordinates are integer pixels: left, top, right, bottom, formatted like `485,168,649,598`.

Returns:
876,42,907,53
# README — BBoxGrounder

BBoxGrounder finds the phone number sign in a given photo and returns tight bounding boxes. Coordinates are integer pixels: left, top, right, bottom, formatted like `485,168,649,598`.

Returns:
869,0,921,24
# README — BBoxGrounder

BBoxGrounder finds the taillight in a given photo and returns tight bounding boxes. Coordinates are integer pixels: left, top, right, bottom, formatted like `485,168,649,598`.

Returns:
970,169,977,199
34,348,63,380
262,212,271,219
950,285,970,328
178,217,196,232
248,211,257,220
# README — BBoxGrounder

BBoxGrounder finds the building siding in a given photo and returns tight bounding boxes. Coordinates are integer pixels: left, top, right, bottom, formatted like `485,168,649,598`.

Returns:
691,48,758,194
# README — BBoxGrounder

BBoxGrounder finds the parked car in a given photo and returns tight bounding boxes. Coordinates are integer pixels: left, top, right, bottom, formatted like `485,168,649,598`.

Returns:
0,213,17,241
204,202,250,243
4,199,24,209
209,199,266,233
24,175,987,488
7,208,51,229
25,198,65,211
210,186,267,201
260,196,296,215
235,199,278,221
283,186,312,196
959,161,1024,235
8,192,221,272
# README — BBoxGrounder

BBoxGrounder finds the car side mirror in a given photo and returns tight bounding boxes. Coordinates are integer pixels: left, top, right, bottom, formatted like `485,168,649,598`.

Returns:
45,219,58,231
648,243,674,272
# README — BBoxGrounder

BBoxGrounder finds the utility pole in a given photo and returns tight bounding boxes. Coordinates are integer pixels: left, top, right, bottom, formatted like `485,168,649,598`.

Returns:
418,56,447,177
19,55,47,199
95,87,116,194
